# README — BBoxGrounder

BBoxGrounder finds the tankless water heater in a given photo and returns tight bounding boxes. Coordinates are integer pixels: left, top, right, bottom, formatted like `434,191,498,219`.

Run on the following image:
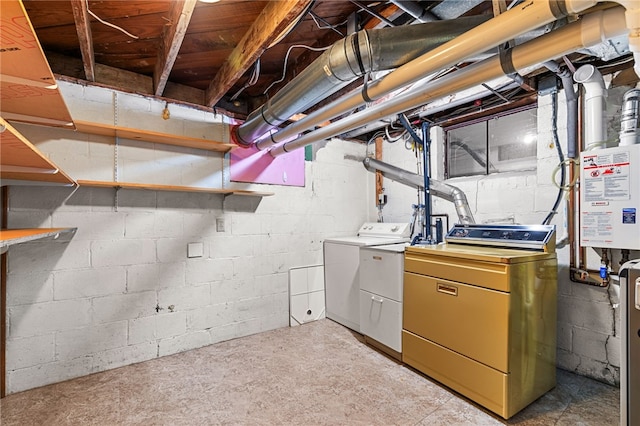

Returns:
580,144,640,250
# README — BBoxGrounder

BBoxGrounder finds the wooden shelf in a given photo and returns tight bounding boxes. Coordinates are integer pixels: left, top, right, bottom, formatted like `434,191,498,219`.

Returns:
0,228,77,253
77,180,274,197
74,120,236,153
0,117,76,185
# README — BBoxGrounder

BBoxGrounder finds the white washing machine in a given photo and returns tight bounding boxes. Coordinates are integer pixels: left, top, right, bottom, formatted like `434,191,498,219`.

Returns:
359,243,406,358
324,222,410,332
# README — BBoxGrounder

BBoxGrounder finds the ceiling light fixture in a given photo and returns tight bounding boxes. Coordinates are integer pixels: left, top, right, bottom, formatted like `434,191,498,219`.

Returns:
198,0,220,3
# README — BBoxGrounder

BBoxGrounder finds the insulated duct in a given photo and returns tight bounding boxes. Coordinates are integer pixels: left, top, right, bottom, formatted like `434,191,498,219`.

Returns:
232,15,490,146
258,0,596,152
363,157,475,225
269,6,628,157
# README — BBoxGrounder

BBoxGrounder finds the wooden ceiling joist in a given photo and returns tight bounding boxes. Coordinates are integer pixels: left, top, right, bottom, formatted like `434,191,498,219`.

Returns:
154,0,197,96
204,0,314,107
70,0,95,82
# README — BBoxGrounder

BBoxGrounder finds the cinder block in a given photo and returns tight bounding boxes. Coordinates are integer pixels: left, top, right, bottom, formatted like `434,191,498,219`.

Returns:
183,213,218,238
91,341,158,372
572,327,608,361
186,257,233,284
128,312,187,345
210,235,254,258
9,299,91,338
124,212,155,239
8,240,91,274
53,212,125,240
92,291,157,323
7,357,93,395
6,334,55,369
187,303,233,331
7,211,52,229
127,262,185,292
54,267,126,300
116,189,157,211
6,272,53,306
56,321,128,361
157,330,211,357
158,284,210,311
230,213,263,235
91,239,156,267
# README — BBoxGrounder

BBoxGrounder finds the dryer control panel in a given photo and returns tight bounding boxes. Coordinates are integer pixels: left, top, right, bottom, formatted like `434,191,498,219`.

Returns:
445,224,556,252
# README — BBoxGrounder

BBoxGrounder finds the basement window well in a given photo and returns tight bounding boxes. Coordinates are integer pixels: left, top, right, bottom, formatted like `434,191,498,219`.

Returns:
445,108,537,178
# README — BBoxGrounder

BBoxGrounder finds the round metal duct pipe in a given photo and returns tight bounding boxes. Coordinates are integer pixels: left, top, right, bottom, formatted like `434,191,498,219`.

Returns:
231,15,490,146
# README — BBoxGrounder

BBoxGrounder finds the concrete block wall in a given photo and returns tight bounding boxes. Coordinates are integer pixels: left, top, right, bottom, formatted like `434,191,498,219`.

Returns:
379,86,629,386
4,83,371,394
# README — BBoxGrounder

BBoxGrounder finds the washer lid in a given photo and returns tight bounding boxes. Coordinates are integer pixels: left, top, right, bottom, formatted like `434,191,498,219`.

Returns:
361,243,407,253
324,236,409,246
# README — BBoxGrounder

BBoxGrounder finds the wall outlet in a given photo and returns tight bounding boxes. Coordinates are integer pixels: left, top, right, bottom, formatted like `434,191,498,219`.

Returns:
216,218,225,232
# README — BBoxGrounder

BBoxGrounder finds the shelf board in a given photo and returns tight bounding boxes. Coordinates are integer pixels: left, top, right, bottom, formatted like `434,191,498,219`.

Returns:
0,228,77,253
77,180,274,197
74,120,235,152
0,117,76,185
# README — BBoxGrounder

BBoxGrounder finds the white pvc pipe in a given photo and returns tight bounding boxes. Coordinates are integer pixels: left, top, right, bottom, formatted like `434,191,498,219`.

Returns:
573,64,607,150
255,0,597,151
270,6,627,157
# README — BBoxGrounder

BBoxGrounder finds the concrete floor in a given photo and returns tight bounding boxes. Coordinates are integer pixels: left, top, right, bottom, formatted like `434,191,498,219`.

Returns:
0,319,620,425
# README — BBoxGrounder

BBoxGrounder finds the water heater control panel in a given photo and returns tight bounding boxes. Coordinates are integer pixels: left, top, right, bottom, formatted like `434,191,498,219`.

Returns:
580,144,640,250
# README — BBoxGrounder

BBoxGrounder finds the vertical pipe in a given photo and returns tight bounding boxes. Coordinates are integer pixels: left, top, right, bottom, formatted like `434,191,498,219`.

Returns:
1,185,7,398
422,121,432,242
573,64,607,149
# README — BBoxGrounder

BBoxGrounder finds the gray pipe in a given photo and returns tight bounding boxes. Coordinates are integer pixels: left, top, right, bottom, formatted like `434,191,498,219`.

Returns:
363,158,475,224
233,15,490,146
389,1,437,23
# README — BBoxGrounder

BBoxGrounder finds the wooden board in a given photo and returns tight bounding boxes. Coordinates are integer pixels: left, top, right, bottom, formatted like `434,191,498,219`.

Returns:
77,179,273,197
0,117,75,185
0,0,74,127
0,228,76,250
74,121,235,152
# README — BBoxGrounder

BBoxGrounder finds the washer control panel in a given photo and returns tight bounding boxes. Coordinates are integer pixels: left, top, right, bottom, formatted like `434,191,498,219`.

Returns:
357,222,411,238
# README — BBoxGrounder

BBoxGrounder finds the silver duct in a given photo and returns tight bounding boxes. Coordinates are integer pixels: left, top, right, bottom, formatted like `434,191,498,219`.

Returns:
260,0,594,153
232,15,490,146
619,88,640,146
269,6,627,157
363,157,475,225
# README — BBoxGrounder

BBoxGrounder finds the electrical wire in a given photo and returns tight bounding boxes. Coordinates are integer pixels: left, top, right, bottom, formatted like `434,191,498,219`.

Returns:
230,59,261,101
542,90,566,225
262,44,331,97
85,0,139,39
309,11,346,37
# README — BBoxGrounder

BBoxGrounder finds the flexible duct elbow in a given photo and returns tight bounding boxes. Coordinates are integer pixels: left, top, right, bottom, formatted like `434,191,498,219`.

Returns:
363,158,475,224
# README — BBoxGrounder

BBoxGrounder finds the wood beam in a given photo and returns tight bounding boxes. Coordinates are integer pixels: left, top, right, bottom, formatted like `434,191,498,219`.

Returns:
154,0,197,96
204,0,314,107
70,0,95,82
